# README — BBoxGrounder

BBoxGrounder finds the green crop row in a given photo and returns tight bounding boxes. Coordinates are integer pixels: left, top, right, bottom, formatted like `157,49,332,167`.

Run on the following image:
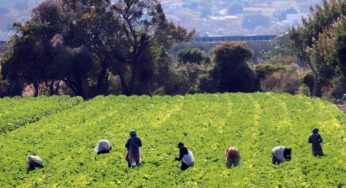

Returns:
0,95,83,134
0,93,344,187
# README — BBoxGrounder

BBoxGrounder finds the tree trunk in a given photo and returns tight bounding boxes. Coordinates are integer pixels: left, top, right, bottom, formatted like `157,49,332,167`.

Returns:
129,48,141,95
312,71,319,97
95,62,108,96
63,78,79,97
307,60,319,97
33,82,39,97
54,80,61,95
49,81,55,96
119,72,130,96
75,77,85,98
129,63,138,95
111,63,130,95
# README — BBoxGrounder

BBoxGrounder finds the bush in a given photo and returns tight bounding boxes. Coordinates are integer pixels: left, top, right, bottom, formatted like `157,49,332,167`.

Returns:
162,64,210,95
259,66,301,94
0,79,22,97
332,77,346,99
255,64,285,80
177,48,211,65
297,84,311,96
200,42,259,93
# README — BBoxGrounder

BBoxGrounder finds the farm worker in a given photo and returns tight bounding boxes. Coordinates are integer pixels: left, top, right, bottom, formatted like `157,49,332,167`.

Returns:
225,147,241,168
27,155,43,170
272,146,292,164
125,130,142,167
308,128,324,156
94,139,112,155
175,142,194,170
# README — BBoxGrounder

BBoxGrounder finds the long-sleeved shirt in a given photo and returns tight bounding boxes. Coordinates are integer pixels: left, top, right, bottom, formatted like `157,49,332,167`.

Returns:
125,136,142,150
308,133,323,151
272,146,286,162
177,146,188,161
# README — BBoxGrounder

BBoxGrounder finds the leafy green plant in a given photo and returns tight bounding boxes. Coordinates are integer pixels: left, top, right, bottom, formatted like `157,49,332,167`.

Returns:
0,93,344,187
0,95,82,134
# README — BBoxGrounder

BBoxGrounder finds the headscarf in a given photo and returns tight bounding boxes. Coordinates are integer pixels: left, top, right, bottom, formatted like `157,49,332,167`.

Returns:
312,128,319,134
27,155,43,166
94,139,111,153
130,130,136,137
177,142,184,148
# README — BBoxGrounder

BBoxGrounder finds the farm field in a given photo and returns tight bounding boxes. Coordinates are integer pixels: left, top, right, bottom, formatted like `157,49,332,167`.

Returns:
0,93,345,187
0,96,83,134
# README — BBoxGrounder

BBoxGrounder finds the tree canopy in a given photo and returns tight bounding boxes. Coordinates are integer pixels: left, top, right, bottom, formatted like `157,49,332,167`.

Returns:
0,0,194,98
288,0,345,96
176,48,210,65
200,42,258,93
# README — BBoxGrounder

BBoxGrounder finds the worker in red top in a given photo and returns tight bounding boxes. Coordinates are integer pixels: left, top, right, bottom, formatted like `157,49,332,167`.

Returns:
225,147,241,168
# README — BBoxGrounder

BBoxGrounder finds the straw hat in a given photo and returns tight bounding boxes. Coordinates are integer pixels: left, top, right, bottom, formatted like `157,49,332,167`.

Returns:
94,139,111,153
27,155,43,166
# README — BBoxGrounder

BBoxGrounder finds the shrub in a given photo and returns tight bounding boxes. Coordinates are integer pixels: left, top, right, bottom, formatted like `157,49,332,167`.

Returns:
200,42,259,93
177,48,211,65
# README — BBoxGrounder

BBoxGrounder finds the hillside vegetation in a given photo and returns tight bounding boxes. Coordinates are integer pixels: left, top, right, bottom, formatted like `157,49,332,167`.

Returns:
0,93,345,187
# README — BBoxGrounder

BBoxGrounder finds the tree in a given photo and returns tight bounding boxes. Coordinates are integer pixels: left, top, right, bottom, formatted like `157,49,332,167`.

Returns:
308,16,346,81
176,48,210,65
200,42,258,93
61,0,125,96
63,0,194,95
1,0,94,97
309,16,346,98
1,21,58,97
1,0,194,97
288,0,345,96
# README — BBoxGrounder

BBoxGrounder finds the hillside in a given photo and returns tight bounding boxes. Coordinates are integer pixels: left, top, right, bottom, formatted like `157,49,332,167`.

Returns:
0,93,345,187
0,0,323,40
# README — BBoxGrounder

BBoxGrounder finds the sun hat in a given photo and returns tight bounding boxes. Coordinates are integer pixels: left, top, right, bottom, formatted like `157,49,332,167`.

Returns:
94,139,111,153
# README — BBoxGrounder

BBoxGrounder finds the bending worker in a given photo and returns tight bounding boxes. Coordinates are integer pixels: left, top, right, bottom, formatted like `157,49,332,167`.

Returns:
27,155,43,170
94,139,112,155
175,142,194,170
225,147,241,168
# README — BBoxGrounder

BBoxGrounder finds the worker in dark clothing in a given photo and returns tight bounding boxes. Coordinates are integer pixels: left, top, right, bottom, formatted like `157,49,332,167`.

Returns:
125,130,142,167
308,128,324,156
175,142,194,170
